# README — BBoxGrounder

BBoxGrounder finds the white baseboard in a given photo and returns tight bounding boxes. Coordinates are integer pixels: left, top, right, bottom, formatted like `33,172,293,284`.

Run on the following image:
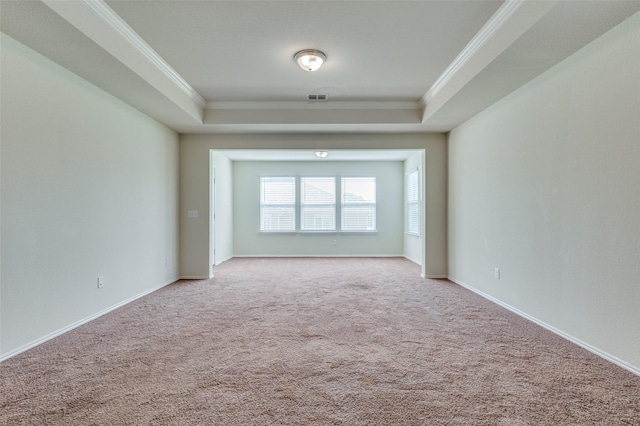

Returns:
404,256,422,266
448,276,640,377
233,254,405,258
426,275,448,279
214,255,233,266
0,277,178,362
179,276,211,280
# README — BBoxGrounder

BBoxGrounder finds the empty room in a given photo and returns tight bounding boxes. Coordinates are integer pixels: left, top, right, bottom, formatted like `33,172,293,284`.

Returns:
1,1,639,424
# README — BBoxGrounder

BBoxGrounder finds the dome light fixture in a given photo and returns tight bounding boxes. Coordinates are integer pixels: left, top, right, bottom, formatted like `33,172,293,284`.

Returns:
315,150,328,159
294,49,326,72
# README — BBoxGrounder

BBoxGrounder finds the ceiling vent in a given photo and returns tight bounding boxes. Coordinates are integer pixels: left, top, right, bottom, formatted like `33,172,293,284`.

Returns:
307,94,329,102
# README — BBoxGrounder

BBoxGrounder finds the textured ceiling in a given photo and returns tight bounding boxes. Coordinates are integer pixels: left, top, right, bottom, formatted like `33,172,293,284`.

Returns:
106,0,501,102
2,0,640,134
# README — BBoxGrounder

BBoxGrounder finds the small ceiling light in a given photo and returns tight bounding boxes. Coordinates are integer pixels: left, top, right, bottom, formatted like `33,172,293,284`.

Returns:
315,151,328,159
294,49,326,72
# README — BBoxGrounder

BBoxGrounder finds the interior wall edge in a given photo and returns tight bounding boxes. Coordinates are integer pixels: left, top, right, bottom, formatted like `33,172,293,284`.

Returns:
180,133,448,278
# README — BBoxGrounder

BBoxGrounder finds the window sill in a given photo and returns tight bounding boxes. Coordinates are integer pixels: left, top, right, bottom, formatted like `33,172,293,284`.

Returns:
299,230,338,234
259,231,378,235
259,231,297,234
339,231,378,235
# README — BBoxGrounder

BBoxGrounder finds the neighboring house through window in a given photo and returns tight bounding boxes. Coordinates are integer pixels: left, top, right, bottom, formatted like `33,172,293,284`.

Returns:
301,177,336,231
260,176,296,232
260,175,378,232
341,177,376,231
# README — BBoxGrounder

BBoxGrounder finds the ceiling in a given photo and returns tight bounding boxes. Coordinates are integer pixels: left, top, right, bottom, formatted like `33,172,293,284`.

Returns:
2,0,640,135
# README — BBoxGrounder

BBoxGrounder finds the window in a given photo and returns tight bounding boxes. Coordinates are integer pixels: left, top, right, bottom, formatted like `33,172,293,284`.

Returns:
301,177,336,231
341,177,376,231
260,175,378,233
407,169,420,235
260,177,295,231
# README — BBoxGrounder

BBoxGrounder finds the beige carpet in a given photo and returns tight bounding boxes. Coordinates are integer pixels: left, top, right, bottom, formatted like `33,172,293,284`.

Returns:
1,258,638,425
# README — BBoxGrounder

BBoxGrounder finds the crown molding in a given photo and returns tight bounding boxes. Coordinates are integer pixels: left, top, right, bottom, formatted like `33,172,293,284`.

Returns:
82,0,206,108
206,101,421,110
43,0,205,123
422,0,528,106
420,0,558,124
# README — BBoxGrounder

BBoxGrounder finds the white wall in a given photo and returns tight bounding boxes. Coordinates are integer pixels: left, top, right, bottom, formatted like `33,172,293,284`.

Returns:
179,133,448,278
233,160,403,256
0,34,179,359
448,12,640,373
403,151,424,265
211,152,234,267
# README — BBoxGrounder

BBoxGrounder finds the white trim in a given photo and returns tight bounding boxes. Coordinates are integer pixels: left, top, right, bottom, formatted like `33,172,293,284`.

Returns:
0,277,178,362
422,0,526,105
82,0,206,108
234,254,404,258
206,101,420,110
403,255,422,266
179,276,211,280
425,275,448,279
448,276,640,377
214,255,233,266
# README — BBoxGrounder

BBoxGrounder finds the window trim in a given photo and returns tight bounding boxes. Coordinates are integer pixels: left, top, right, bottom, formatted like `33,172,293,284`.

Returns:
341,176,377,232
406,169,421,236
259,174,379,234
259,176,296,232
300,176,337,232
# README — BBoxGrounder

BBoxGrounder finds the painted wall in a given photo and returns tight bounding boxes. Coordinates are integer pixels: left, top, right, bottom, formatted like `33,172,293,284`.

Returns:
403,151,424,265
180,133,447,278
233,160,403,256
448,12,640,372
0,34,179,359
211,152,234,267
424,137,448,278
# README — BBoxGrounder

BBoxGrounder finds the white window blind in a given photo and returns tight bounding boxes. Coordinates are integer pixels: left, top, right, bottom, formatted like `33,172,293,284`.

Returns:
341,177,376,231
301,177,335,231
407,170,420,235
260,177,296,231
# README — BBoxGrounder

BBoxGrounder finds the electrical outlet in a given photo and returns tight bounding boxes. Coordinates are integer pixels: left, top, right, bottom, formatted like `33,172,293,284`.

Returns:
494,268,500,280
165,257,170,268
332,239,337,246
97,276,105,288
187,210,199,218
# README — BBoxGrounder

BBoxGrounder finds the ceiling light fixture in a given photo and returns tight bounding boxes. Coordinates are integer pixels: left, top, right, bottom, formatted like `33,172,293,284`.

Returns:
315,151,328,159
294,49,326,72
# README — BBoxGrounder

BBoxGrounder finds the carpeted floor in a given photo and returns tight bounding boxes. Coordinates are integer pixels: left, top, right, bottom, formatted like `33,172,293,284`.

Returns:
1,257,638,425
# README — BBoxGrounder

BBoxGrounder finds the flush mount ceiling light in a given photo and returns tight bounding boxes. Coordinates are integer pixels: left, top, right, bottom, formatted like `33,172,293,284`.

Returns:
315,150,328,159
294,49,326,72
